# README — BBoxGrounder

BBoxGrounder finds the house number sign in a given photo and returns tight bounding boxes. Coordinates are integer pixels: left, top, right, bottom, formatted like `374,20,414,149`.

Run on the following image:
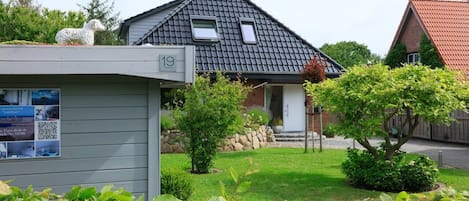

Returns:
160,55,177,72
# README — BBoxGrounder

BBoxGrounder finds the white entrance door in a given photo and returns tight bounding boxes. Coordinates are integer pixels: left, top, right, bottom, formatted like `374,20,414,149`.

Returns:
283,85,305,132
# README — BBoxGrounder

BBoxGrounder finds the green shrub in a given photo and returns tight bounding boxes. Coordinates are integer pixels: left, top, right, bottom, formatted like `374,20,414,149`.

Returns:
343,148,439,192
420,34,444,69
154,194,183,201
362,157,403,192
323,124,336,138
161,113,176,131
161,169,193,201
245,107,270,128
377,187,469,201
0,181,144,201
174,72,250,173
384,43,407,68
401,156,439,192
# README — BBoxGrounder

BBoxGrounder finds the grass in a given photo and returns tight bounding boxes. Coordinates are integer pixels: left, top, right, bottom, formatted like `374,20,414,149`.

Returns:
161,148,469,201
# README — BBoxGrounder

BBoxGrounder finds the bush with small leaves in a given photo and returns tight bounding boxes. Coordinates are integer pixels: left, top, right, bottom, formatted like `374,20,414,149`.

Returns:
376,187,469,201
245,107,270,128
401,156,439,192
161,113,176,131
343,148,439,192
161,169,193,201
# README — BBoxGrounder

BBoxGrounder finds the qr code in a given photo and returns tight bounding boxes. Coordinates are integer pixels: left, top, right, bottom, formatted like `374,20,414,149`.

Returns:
38,121,58,140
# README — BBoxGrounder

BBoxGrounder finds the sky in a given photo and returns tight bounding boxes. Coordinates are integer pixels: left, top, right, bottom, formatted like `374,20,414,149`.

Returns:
34,0,409,57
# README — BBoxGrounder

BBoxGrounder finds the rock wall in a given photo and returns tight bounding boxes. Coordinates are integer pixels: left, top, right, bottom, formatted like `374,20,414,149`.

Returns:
161,126,275,153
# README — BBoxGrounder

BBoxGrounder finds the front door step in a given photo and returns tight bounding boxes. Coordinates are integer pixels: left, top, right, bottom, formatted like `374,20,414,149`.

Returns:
274,132,326,142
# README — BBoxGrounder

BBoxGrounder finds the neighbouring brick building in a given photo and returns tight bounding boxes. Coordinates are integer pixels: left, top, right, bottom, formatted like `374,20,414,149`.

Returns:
389,0,469,79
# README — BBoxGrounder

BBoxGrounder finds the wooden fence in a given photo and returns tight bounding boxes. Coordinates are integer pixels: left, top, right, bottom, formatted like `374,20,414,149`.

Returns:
389,111,469,144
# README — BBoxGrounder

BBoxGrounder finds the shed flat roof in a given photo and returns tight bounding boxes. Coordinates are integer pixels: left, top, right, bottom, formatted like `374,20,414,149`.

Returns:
0,45,195,84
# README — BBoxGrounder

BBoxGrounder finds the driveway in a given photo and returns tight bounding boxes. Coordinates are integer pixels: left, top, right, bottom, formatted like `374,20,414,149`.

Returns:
270,137,469,170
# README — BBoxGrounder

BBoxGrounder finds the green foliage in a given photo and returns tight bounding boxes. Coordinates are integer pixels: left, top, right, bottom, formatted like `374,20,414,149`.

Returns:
401,156,440,192
78,0,122,45
385,43,407,68
245,107,270,128
161,169,193,201
153,194,182,201
0,181,143,201
377,187,469,201
161,113,176,131
420,34,444,69
305,64,469,160
323,124,336,138
216,158,259,201
320,41,378,68
343,149,439,192
162,88,185,110
64,184,143,201
0,3,86,43
174,72,250,174
5,185,59,201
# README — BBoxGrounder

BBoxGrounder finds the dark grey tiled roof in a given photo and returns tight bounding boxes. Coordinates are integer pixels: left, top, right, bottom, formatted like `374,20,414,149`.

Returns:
130,0,344,75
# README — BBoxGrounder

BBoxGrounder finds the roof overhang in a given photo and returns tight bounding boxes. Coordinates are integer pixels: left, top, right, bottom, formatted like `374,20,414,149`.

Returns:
0,45,195,84
203,71,341,84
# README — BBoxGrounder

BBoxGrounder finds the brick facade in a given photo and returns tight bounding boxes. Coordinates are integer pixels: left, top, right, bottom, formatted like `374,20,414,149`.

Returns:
398,11,424,53
243,81,265,108
306,104,337,133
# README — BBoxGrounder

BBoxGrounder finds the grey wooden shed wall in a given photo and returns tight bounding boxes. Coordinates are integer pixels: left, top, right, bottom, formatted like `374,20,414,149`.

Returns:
0,75,150,196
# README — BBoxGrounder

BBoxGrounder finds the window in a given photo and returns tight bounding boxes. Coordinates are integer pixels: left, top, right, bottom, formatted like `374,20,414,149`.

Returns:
240,18,258,44
190,16,219,41
407,53,420,64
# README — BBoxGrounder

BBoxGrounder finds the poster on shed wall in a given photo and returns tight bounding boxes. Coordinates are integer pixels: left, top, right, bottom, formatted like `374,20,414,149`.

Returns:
0,89,60,160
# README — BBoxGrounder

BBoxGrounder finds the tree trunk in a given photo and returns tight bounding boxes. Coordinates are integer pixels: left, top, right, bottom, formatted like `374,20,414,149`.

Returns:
384,144,396,160
357,138,378,157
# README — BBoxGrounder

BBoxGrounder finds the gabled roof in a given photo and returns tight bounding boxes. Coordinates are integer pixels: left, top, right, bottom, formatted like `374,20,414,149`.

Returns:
119,0,344,77
118,0,185,37
391,0,469,79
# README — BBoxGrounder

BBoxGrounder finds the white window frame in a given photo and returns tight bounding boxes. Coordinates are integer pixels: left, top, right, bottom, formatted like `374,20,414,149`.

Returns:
190,16,219,42
407,53,420,64
239,18,258,44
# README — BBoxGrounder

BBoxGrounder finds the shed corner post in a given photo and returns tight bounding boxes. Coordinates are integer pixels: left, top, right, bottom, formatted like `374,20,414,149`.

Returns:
147,79,161,200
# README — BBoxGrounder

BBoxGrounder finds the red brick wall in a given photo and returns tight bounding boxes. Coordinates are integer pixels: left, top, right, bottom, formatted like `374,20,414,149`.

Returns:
243,80,265,108
305,94,337,132
399,11,424,53
305,105,337,133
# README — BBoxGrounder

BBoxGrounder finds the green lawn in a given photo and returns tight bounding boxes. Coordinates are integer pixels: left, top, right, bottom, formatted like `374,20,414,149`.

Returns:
161,148,469,201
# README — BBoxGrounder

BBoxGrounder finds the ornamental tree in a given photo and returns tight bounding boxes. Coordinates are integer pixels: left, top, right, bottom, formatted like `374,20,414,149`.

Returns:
174,72,250,174
301,55,326,83
304,64,469,160
320,41,380,68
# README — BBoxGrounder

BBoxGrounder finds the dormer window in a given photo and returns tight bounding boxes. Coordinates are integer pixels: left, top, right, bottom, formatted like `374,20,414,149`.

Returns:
190,16,219,41
407,53,420,64
240,18,258,44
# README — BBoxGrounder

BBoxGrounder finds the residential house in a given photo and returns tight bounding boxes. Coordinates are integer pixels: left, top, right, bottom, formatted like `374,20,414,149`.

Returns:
389,0,469,144
389,0,469,79
119,0,344,132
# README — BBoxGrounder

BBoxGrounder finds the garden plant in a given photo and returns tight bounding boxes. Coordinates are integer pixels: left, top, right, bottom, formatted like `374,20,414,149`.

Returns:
174,72,250,174
304,64,469,191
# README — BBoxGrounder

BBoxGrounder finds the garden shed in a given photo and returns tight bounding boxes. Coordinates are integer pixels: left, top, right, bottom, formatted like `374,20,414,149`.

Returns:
0,45,195,200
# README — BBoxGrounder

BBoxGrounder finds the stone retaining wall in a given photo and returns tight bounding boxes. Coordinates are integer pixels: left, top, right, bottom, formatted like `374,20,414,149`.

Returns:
161,126,275,153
